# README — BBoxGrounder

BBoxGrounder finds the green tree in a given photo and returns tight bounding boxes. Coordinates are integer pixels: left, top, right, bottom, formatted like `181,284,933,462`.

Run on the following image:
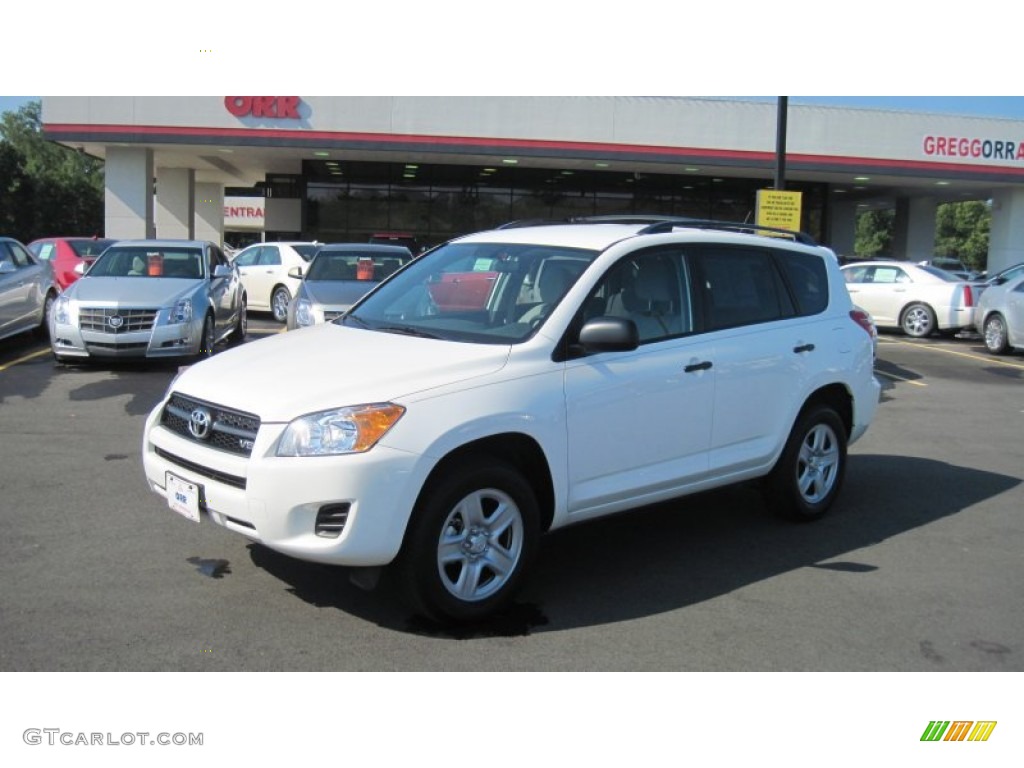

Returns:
0,100,104,243
854,209,894,257
935,200,990,272
0,142,35,235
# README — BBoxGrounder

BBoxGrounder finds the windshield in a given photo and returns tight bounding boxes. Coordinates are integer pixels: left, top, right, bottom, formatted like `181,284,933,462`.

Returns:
343,241,597,344
88,246,205,279
306,249,413,281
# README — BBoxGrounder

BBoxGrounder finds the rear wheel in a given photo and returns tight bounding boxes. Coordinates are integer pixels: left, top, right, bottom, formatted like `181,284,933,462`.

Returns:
271,286,291,323
901,303,936,338
983,313,1010,355
395,458,539,623
767,405,847,522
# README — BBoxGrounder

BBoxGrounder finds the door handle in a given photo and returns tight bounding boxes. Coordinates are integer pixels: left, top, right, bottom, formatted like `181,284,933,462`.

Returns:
793,343,815,354
684,361,713,373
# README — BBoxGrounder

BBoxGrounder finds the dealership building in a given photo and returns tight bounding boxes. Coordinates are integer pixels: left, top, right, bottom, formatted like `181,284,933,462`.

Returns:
41,96,1024,272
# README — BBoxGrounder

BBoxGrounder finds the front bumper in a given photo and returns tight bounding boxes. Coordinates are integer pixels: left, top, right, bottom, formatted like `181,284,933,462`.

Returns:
142,405,420,566
52,316,200,359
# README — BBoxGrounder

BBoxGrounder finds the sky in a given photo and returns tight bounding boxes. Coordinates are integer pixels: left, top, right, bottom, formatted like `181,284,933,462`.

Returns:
5,95,1024,121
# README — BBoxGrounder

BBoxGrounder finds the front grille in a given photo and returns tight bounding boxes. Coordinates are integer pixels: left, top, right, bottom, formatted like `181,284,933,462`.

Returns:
161,392,261,457
79,307,158,333
324,310,344,323
155,447,247,490
86,342,149,351
315,504,350,538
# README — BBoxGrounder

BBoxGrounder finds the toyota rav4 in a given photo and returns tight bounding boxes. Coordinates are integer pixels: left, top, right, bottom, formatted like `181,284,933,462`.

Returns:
142,217,880,622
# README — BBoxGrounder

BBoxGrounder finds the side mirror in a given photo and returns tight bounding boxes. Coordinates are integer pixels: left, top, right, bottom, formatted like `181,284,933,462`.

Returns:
577,316,640,353
74,262,87,276
288,266,304,279
0,260,17,275
213,264,233,279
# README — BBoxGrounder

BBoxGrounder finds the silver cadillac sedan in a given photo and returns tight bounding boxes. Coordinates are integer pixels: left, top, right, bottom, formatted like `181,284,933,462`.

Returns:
51,239,246,364
285,243,413,330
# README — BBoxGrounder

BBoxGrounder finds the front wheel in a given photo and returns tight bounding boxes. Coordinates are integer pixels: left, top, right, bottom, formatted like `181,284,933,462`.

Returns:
35,291,57,340
983,313,1010,355
901,303,936,338
395,458,540,623
271,286,291,323
192,314,215,363
229,298,247,345
767,405,847,522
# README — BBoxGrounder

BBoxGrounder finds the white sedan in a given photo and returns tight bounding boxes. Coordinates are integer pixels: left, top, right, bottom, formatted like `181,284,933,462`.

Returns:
975,273,1024,354
841,260,976,338
232,241,319,322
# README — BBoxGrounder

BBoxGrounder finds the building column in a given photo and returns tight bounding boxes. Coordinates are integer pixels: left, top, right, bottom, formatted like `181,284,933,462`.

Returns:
892,196,937,261
156,168,195,239
104,147,154,239
194,183,224,244
827,196,858,257
989,188,1024,275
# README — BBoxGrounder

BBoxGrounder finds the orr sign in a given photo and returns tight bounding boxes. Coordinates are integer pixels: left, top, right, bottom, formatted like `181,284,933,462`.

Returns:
224,96,302,120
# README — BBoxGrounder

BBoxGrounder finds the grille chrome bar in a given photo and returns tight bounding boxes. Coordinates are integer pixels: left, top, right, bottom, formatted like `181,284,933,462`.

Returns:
79,307,158,333
161,393,260,457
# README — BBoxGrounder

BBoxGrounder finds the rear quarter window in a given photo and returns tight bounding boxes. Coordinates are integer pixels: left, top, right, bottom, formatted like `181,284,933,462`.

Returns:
776,250,829,316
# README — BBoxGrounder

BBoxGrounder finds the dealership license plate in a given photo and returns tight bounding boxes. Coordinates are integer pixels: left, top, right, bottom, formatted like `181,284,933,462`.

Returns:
167,472,201,523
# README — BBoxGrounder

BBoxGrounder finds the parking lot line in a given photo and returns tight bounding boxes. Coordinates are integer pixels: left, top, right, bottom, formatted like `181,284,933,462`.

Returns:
0,348,49,372
874,369,927,386
887,338,1024,369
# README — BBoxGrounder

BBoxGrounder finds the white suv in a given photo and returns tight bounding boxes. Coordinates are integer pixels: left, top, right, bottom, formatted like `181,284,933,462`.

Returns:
142,218,880,622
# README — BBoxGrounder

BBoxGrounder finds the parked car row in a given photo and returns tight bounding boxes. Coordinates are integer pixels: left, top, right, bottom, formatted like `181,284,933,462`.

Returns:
5,231,1023,364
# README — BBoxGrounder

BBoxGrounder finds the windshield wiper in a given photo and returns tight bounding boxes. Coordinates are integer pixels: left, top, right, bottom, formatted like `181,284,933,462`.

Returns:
377,324,442,339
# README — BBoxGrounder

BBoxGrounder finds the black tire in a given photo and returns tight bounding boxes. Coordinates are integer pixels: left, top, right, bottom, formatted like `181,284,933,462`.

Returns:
192,314,215,363
395,457,540,623
901,302,936,338
35,291,57,340
767,405,847,522
983,313,1010,355
271,286,291,323
229,297,247,345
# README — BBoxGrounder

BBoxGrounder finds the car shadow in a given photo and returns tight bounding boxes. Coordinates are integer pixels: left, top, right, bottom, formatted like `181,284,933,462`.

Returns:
63,360,183,416
247,453,1019,636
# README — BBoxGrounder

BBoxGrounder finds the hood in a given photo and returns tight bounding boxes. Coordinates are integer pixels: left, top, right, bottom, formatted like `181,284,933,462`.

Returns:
69,276,199,306
170,323,511,422
301,280,378,309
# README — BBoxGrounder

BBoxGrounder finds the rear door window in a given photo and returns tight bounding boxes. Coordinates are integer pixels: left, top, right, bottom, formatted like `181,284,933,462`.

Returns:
695,246,794,330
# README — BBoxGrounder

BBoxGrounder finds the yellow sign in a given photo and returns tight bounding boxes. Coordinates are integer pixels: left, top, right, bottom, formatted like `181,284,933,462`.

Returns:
755,189,803,234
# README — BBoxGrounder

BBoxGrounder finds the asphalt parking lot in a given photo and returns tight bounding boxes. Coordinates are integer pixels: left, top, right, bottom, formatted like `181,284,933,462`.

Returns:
1,317,1021,671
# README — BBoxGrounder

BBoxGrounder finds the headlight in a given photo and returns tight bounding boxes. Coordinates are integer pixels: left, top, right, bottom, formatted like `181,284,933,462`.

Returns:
277,403,405,456
294,298,316,327
168,298,193,325
54,295,70,324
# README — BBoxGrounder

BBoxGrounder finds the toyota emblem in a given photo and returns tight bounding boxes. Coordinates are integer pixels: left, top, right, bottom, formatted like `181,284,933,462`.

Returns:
188,407,212,440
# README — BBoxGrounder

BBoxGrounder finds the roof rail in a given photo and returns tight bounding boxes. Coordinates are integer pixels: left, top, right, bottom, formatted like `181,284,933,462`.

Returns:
495,218,568,230
633,217,818,245
495,215,819,246
565,215,819,245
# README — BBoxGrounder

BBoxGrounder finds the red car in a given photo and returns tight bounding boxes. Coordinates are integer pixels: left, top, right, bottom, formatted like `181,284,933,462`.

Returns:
28,237,116,290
